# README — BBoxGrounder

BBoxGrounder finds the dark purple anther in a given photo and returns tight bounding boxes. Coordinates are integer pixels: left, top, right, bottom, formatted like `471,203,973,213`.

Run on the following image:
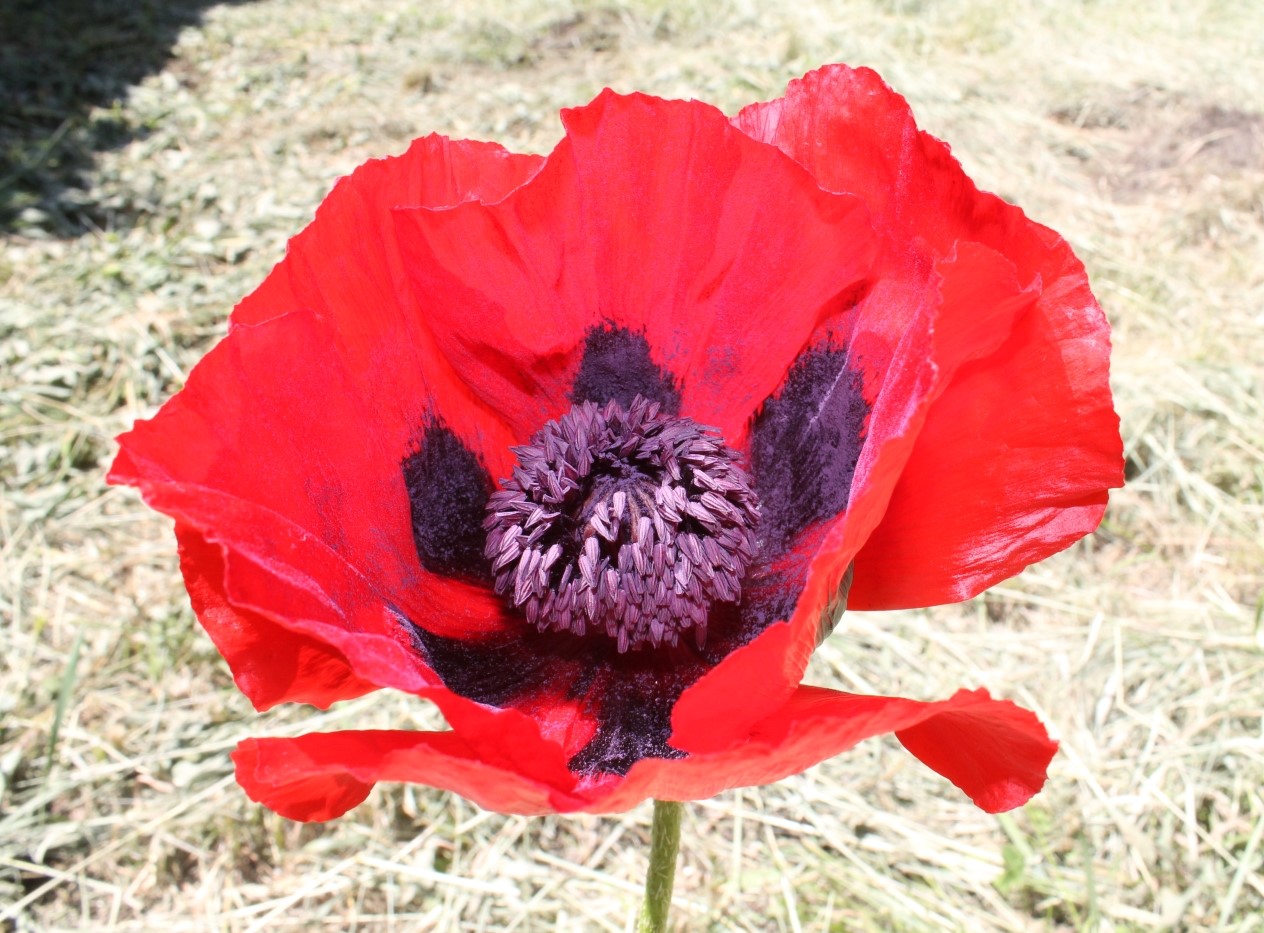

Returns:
484,396,760,652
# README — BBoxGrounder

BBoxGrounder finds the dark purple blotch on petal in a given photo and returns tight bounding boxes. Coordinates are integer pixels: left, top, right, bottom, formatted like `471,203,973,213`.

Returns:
403,423,493,583
401,610,687,776
395,390,825,777
568,673,685,775
561,565,808,775
750,347,869,557
699,562,806,660
398,558,811,777
571,325,681,412
403,618,551,707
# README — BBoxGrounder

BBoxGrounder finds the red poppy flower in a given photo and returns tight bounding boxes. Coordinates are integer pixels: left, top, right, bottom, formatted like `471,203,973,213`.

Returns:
109,64,1123,822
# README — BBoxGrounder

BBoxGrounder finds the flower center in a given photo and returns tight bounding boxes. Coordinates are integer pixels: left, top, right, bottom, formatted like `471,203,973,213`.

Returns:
483,396,760,652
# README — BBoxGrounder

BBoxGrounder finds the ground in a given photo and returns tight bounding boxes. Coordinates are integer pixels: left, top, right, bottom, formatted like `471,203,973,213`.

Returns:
1,0,1262,930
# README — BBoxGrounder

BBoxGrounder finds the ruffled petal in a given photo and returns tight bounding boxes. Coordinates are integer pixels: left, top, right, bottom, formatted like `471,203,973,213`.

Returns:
601,686,1054,813
233,135,541,333
229,134,542,482
734,63,1123,609
177,524,379,710
734,64,1014,258
232,688,1053,819
109,306,521,701
145,480,438,695
233,729,593,821
850,239,1121,606
392,89,875,446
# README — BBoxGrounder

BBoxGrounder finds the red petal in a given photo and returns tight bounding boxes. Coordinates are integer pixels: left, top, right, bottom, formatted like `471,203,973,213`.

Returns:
151,481,437,694
229,135,541,481
424,686,599,795
177,524,378,710
673,298,941,751
735,64,1122,608
735,64,1031,257
393,89,876,445
232,689,1053,819
851,242,1120,606
602,686,1054,813
671,540,831,754
895,691,1058,813
233,729,594,821
233,135,540,332
109,306,517,697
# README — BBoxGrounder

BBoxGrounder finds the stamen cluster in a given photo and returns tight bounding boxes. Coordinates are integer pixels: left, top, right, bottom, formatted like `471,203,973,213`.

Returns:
484,396,760,652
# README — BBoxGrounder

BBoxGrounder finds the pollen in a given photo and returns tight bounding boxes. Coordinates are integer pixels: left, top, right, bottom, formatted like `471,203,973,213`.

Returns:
483,396,760,652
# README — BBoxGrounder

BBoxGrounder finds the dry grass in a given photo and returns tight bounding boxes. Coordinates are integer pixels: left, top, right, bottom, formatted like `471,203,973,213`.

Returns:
2,0,1263,929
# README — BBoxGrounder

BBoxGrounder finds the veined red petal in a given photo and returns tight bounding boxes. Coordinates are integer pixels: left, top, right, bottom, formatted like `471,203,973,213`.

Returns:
145,481,436,695
606,686,1054,813
734,64,1005,254
392,89,876,446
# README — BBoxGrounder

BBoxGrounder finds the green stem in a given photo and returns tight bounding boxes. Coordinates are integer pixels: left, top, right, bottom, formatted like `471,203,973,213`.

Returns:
637,800,683,933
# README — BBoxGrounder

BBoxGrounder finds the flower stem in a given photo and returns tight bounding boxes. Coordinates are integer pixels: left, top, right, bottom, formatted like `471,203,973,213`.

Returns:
637,799,683,933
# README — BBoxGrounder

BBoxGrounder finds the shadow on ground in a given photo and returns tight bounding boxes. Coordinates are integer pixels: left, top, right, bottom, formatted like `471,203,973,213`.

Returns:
1,0,249,236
